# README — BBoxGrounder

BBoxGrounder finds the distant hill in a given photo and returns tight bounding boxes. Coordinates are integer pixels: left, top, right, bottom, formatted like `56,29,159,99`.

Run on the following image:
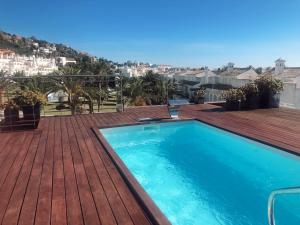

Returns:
0,29,117,75
0,29,99,62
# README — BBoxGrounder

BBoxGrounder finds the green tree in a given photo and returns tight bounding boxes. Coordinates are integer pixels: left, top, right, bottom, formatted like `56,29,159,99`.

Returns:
0,70,10,104
13,75,57,99
0,70,8,89
13,71,26,77
123,77,144,104
82,85,109,113
123,71,177,106
53,66,84,115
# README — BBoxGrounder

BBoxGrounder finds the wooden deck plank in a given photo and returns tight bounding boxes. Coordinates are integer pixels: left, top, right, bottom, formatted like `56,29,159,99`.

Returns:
61,117,84,225
179,105,300,153
0,133,34,223
34,117,55,225
66,117,101,225
0,133,27,189
79,114,151,225
0,104,299,225
18,120,50,225
51,117,67,225
71,116,123,225
2,131,41,225
0,132,12,154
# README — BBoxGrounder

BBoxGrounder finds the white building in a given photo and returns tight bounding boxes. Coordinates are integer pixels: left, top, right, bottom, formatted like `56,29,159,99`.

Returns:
120,64,151,77
120,66,136,77
172,63,259,101
266,59,300,109
0,49,58,75
56,57,77,66
171,60,300,109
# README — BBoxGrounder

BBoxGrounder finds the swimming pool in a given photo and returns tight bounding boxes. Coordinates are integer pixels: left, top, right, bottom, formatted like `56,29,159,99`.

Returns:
100,120,300,225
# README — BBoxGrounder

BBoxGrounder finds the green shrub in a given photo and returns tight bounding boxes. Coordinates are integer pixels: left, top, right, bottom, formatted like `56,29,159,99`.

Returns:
14,90,47,106
0,99,19,111
254,76,283,94
240,83,259,98
195,88,205,98
254,76,283,108
223,89,246,102
223,89,246,110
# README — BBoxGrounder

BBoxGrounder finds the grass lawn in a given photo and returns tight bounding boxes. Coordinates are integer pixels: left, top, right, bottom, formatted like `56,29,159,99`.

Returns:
42,98,117,116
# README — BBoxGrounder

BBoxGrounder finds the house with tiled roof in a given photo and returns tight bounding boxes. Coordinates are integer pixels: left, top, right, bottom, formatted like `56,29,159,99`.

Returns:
174,67,219,97
272,58,300,80
236,68,259,80
175,63,259,101
171,60,300,108
185,63,258,102
266,59,300,108
215,63,259,87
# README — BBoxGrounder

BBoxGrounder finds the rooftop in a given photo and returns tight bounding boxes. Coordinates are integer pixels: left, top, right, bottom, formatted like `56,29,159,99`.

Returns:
0,104,300,225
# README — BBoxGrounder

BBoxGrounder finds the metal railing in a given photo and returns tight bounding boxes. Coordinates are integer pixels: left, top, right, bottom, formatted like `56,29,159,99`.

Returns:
268,186,300,225
0,73,182,131
0,74,119,131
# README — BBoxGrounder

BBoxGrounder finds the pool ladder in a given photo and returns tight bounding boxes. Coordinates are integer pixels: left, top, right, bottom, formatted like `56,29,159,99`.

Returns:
268,186,300,225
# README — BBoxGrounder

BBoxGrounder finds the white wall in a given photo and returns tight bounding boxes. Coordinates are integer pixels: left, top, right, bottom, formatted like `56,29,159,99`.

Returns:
280,82,300,109
216,76,250,88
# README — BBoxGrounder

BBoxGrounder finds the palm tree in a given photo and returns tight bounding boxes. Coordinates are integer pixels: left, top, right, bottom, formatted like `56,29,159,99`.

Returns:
0,70,7,105
141,71,170,104
53,66,84,115
123,77,144,105
0,70,8,84
0,70,15,105
13,75,57,98
82,85,95,114
122,72,177,106
13,71,26,77
82,85,109,113
90,75,109,112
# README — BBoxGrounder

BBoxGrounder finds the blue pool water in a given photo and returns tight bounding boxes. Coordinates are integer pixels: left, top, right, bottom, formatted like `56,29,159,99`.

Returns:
100,120,300,225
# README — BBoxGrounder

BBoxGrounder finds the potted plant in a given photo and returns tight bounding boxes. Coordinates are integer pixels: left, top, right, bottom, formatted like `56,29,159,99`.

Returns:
240,83,259,110
0,100,19,124
14,90,46,128
194,88,205,104
255,76,283,108
223,88,246,111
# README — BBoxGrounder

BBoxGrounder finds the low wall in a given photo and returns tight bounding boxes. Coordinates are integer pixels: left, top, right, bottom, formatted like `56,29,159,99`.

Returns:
280,83,300,109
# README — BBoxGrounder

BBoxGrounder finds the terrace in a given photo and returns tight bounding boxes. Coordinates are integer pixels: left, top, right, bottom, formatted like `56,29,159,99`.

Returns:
0,104,299,225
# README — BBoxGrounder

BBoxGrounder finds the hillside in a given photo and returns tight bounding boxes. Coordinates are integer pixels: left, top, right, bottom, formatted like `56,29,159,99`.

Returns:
0,30,103,62
0,29,116,75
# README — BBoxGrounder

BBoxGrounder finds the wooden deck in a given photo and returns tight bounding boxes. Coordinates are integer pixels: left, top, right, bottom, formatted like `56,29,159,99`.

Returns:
0,104,299,225
180,104,300,154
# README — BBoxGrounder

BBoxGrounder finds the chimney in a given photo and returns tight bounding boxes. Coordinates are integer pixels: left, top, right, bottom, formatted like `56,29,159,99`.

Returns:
227,62,234,73
275,58,285,75
205,66,209,83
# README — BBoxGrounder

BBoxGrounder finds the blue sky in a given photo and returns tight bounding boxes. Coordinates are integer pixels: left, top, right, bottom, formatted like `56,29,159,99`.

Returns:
1,0,300,68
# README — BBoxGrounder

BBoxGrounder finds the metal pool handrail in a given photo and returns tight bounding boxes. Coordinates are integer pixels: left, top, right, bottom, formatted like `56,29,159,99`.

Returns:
268,186,300,225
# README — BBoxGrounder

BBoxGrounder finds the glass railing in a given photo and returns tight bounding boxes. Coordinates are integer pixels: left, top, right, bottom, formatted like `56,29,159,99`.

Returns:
0,73,230,131
0,74,119,131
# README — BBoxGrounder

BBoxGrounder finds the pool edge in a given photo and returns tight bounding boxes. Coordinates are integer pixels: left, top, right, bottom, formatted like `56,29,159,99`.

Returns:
92,126,172,225
93,118,300,225
194,118,300,158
